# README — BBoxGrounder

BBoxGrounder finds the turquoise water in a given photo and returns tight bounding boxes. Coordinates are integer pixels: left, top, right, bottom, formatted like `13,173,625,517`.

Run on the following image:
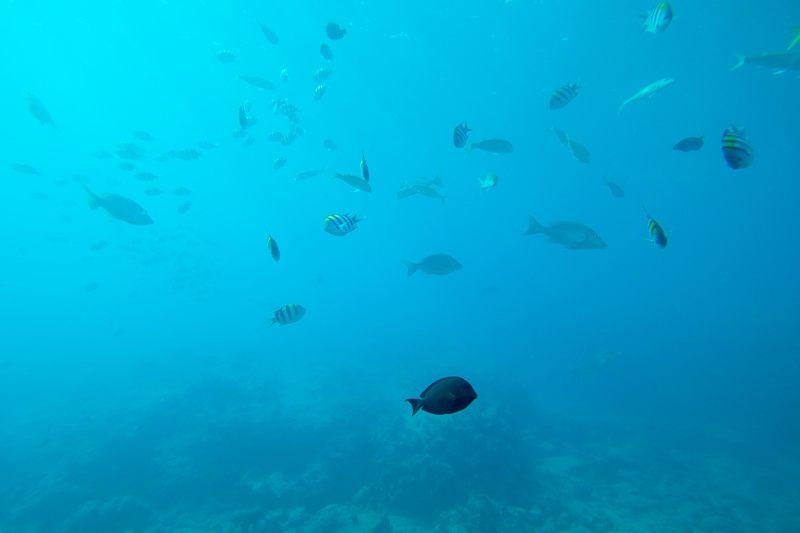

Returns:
1,0,799,531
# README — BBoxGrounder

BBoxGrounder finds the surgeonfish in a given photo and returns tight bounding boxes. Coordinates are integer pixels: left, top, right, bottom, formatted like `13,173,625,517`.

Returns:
268,304,306,327
549,80,580,109
721,124,754,169
320,43,334,60
643,206,667,248
326,22,346,40
523,215,606,250
618,78,675,113
361,150,370,183
464,138,514,156
641,2,674,34
453,122,471,148
406,377,477,416
264,228,280,261
603,178,625,198
324,212,365,236
402,254,462,277
82,185,153,225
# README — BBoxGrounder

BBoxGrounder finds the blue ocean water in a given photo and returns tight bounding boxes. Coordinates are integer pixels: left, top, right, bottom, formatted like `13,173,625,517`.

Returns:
1,0,799,531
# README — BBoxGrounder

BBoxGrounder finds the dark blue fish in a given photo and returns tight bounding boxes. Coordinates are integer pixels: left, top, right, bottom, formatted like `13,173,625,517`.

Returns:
453,122,471,148
721,125,753,169
643,206,667,248
264,228,280,261
326,22,346,40
258,21,279,45
361,150,370,182
549,80,580,109
406,377,477,416
238,103,249,129
673,136,704,152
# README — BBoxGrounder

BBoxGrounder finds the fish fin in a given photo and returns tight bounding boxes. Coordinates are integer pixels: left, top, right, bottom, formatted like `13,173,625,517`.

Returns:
432,173,444,187
266,317,277,328
464,140,473,157
788,28,800,50
402,260,418,277
731,54,746,70
523,215,544,235
617,100,628,114
440,196,446,207
82,185,100,210
405,398,423,416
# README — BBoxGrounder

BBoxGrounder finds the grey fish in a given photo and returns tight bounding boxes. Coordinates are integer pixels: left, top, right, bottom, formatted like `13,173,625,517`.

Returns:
618,78,675,113
402,254,462,276
216,50,236,63
732,52,800,72
572,350,621,376
569,139,591,163
464,138,514,156
295,168,327,181
82,185,153,225
134,171,157,181
258,21,279,45
553,125,570,149
24,92,58,130
314,67,334,83
603,178,625,198
177,200,192,214
323,139,338,150
236,74,276,90
406,377,477,416
332,173,372,193
117,162,137,171
673,136,704,151
132,130,153,141
397,175,443,199
409,184,446,205
523,215,606,249
116,141,145,160
10,163,39,175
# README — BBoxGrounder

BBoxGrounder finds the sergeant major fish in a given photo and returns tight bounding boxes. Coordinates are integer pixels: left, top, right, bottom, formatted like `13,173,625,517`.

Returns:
641,2,673,34
549,80,580,109
264,227,280,261
643,206,667,248
82,185,153,225
269,304,306,327
324,212,365,236
453,122,471,148
721,124,754,169
360,150,370,182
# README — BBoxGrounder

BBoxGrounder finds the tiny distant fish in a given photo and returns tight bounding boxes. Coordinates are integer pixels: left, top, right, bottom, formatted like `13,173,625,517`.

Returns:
478,173,498,191
268,304,306,327
326,22,346,40
23,92,58,130
323,139,338,150
643,206,667,248
721,124,754,169
453,122,471,148
324,212,365,236
273,156,287,169
177,200,192,214
144,188,163,196
83,185,153,225
313,84,327,100
85,282,100,292
117,162,137,171
196,140,217,150
549,80,580,109
135,171,157,181
405,376,477,416
216,50,236,63
295,168,326,181
280,69,288,82
403,254,462,277
360,150,370,182
243,136,255,147
603,178,625,198
524,215,606,250
618,78,675,113
280,133,296,146
174,148,202,160
89,240,107,251
258,21,279,45
173,187,191,196
320,43,334,60
332,173,371,193
268,131,283,142
641,2,674,34
236,74,276,90
572,350,621,376
116,141,145,160
232,128,248,139
673,136,704,152
465,138,514,156
92,151,113,159
10,163,38,175
314,67,334,83
264,227,280,261
132,130,153,141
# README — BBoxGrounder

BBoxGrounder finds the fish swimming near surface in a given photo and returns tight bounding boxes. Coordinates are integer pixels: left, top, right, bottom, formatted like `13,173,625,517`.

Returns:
403,254,462,276
572,350,621,376
524,215,606,249
464,138,514,156
236,74,276,90
324,212,365,236
453,122,471,148
10,163,39,175
320,43,334,60
618,78,675,113
406,377,477,416
82,185,153,225
721,124,754,169
326,22,346,40
549,80,580,109
268,304,306,327
24,93,58,130
603,178,625,198
264,228,280,261
478,173,498,191
641,2,674,34
360,150,370,182
332,173,371,193
258,21,279,45
673,136,704,151
731,52,800,72
643,206,667,248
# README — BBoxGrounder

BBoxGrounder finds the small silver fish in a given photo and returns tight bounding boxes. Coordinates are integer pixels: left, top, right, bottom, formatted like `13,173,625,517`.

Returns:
410,184,446,205
618,78,675,113
332,173,371,193
295,169,326,181
236,74,276,90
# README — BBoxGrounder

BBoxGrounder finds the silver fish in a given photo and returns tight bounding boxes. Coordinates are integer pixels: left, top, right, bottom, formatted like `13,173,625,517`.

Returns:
523,215,606,250
332,173,371,193
603,178,625,198
402,254,462,277
295,169,326,181
464,138,514,156
397,175,443,199
409,184,446,205
618,78,675,113
731,52,800,72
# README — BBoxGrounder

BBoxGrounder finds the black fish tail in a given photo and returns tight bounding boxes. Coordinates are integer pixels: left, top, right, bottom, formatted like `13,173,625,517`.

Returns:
405,398,423,416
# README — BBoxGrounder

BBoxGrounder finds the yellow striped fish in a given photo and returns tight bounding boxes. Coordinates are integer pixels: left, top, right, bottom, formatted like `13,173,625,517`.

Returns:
324,212,365,236
549,80,580,109
269,304,306,327
721,124,754,170
642,2,673,34
643,207,667,248
264,228,280,261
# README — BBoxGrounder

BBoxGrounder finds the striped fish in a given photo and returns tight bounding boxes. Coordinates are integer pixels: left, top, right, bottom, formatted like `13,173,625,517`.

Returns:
324,212,364,236
453,122,471,148
313,84,327,100
549,80,580,110
264,227,280,261
643,207,667,248
361,150,370,182
721,124,754,169
269,304,306,327
642,2,673,34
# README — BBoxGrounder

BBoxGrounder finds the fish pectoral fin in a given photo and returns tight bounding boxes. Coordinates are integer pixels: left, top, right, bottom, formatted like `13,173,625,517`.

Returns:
448,393,457,400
